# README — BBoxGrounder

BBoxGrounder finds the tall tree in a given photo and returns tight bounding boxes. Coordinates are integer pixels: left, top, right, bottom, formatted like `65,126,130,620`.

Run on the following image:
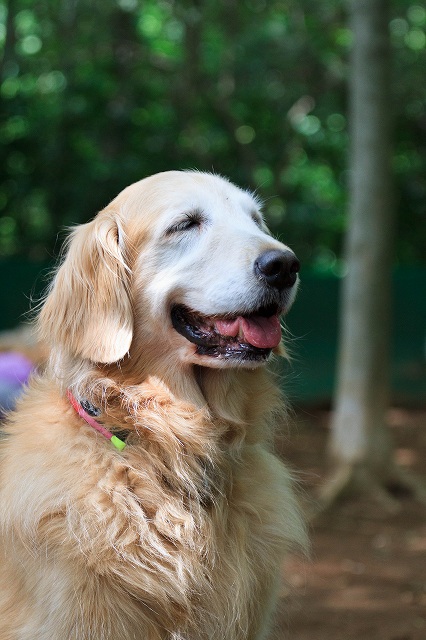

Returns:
320,0,424,509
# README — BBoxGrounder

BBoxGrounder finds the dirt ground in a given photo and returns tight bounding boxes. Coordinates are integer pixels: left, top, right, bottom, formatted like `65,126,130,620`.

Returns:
275,407,426,640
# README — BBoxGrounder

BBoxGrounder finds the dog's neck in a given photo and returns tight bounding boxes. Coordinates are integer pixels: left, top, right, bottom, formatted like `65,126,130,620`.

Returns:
51,342,284,454
61,355,281,447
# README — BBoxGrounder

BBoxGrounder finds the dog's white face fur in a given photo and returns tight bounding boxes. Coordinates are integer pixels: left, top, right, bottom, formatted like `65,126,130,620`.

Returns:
40,171,299,372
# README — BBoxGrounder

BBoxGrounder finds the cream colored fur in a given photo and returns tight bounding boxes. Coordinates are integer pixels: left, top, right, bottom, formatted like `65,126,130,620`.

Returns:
0,171,306,640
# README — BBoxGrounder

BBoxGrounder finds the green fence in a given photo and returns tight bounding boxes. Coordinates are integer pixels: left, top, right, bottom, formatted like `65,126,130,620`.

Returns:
1,260,425,406
282,268,426,406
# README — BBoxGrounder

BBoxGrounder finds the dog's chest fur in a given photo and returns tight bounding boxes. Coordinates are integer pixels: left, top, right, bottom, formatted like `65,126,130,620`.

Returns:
0,376,303,640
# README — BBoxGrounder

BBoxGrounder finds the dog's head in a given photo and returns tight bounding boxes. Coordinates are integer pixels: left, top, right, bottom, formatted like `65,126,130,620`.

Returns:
39,171,299,371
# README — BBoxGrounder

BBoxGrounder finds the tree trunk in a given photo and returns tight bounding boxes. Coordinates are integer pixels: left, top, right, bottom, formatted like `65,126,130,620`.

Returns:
319,0,403,509
332,0,394,467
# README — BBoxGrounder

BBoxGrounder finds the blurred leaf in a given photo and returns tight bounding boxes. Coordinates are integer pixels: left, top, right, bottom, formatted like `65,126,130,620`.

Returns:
0,0,423,265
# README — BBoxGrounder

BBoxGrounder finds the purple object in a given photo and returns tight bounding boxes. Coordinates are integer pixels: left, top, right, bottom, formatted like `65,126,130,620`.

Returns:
0,351,33,384
0,352,34,414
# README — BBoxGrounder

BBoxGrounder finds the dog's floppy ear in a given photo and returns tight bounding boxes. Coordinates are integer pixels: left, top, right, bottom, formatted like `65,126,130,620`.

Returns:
39,210,133,364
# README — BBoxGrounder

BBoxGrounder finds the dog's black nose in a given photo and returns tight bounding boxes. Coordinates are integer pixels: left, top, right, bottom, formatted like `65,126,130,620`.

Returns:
254,249,300,289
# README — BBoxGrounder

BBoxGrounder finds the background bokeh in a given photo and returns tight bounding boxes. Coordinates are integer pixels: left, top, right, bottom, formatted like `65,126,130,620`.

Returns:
0,0,425,403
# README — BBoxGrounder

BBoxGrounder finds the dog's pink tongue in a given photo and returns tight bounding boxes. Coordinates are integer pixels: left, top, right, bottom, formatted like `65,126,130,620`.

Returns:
241,315,282,348
215,315,282,349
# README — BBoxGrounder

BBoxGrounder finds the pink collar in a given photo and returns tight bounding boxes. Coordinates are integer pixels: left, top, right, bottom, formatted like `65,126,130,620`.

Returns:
67,390,126,451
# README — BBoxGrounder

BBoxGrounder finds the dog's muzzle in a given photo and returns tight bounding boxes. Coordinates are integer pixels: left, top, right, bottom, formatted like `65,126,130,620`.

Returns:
171,250,300,363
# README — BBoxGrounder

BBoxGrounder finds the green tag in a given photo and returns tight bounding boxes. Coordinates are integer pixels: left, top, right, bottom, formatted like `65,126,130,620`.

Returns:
111,435,126,451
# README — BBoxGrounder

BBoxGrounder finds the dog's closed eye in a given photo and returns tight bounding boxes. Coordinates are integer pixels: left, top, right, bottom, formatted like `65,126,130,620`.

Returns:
165,211,203,236
251,212,263,229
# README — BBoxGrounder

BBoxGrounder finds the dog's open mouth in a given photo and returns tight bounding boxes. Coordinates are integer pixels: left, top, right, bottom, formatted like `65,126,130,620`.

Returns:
171,304,282,361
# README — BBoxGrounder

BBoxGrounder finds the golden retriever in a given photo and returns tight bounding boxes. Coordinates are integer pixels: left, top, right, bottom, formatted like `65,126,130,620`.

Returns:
0,171,306,640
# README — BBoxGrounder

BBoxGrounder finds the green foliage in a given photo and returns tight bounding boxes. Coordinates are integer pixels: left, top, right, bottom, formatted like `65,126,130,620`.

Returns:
0,0,425,267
